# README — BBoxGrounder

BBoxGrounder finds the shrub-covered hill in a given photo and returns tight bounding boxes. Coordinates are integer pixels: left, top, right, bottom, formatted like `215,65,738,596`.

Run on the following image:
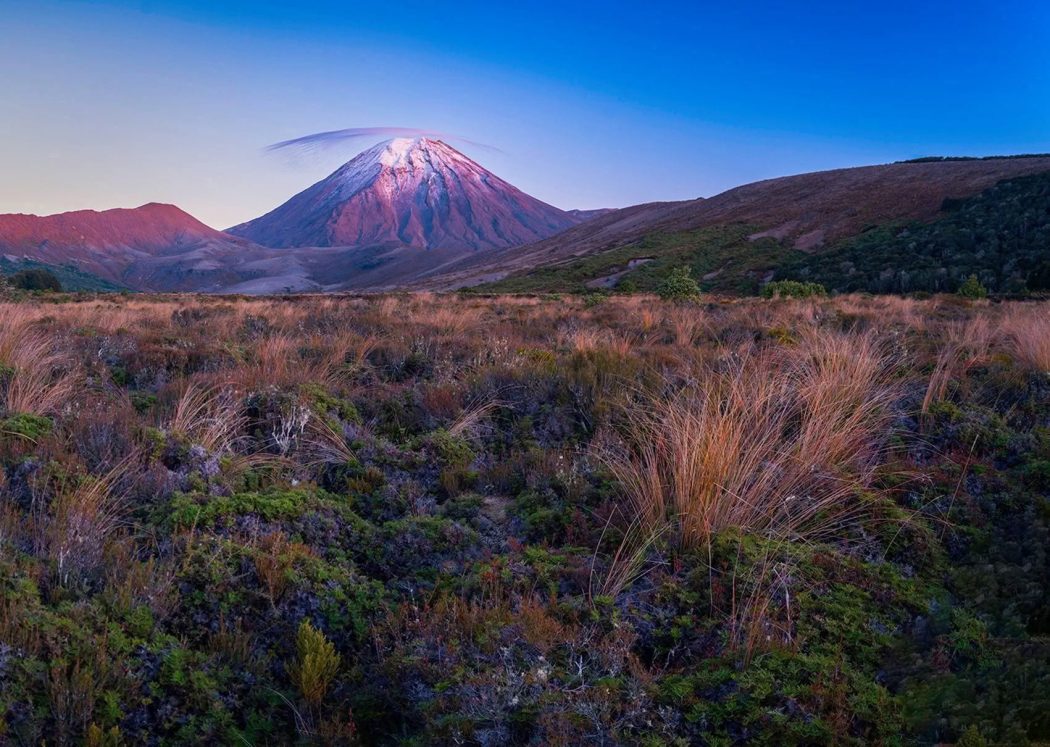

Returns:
0,257,127,293
0,293,1047,745
473,224,801,295
474,171,1050,299
776,171,1050,294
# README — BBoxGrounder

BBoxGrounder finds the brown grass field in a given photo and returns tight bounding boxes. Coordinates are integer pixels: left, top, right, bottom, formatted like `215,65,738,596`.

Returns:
0,291,1048,745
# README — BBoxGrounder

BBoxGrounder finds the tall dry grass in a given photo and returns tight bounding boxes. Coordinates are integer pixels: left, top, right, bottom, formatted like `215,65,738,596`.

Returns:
1003,305,1050,374
232,331,375,391
169,383,246,454
602,330,897,552
34,465,130,591
599,329,900,659
922,317,994,416
0,316,78,417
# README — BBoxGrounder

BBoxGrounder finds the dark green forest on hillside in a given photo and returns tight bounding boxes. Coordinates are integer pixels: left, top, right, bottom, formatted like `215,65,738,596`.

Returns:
479,171,1050,300
0,258,126,293
775,172,1050,295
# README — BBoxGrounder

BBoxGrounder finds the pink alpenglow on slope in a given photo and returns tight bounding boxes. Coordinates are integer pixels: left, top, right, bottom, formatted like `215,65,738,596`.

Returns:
228,138,581,251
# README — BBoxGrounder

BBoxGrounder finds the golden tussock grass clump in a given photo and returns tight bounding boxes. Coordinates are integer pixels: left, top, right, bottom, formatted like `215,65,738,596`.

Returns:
33,464,131,592
1002,303,1050,374
602,329,897,553
168,382,246,454
228,329,374,392
922,317,995,416
0,312,78,417
669,308,709,347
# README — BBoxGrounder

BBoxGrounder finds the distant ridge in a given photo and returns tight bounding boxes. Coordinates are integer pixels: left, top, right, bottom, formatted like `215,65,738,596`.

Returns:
0,203,270,291
899,154,1050,163
5,153,1050,294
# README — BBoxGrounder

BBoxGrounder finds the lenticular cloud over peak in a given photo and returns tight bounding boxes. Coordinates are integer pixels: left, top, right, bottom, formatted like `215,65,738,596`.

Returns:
265,127,499,155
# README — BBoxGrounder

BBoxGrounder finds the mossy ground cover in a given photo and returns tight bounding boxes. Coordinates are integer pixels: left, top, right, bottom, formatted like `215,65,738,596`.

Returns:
0,293,1046,744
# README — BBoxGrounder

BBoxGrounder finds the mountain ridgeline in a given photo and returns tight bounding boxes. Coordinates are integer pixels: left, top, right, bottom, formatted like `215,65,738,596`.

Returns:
1,147,1049,294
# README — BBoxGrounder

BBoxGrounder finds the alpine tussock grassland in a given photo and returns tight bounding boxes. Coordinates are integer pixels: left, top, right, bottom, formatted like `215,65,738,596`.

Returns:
0,292,1047,745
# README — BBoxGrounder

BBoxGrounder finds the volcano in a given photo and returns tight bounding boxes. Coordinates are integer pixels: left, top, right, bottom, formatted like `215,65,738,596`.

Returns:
227,138,580,251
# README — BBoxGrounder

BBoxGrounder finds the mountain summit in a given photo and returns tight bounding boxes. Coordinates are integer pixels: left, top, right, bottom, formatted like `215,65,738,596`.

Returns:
228,138,579,251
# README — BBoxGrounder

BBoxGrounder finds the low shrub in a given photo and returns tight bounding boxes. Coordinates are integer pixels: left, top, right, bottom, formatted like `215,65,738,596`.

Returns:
657,266,701,301
761,279,827,298
287,619,341,707
957,274,988,299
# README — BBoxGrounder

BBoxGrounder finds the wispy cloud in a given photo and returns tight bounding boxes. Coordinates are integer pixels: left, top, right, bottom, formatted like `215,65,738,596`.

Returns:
266,127,500,154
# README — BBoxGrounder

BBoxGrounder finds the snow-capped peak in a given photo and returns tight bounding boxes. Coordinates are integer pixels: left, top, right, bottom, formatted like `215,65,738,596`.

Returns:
376,137,438,167
324,138,465,200
229,135,580,251
349,137,454,169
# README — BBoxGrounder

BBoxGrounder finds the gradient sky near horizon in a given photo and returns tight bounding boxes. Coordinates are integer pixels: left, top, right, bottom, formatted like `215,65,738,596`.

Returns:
2,0,1049,228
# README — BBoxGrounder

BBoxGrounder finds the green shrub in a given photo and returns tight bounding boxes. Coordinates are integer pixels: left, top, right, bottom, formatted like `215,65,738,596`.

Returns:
761,279,827,299
85,723,124,747
957,274,988,299
657,266,701,301
167,489,311,528
956,725,988,747
287,619,341,706
10,268,62,292
427,429,475,468
1,413,54,442
582,291,609,308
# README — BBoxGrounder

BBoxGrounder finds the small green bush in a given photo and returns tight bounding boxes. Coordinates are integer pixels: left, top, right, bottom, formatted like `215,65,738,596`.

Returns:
582,291,609,308
427,429,475,468
957,274,988,299
956,725,988,747
1,413,54,442
168,489,311,528
761,280,827,299
287,619,341,706
657,266,701,301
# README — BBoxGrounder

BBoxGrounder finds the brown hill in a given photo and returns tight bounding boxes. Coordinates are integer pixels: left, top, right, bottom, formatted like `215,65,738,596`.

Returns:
416,156,1050,289
0,203,293,291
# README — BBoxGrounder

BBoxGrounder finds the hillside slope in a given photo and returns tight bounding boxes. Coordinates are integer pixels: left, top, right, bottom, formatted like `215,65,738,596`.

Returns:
421,155,1050,291
776,170,1050,294
0,203,276,291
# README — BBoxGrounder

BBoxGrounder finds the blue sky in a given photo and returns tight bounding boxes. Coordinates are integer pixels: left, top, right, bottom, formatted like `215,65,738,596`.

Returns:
2,0,1048,227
